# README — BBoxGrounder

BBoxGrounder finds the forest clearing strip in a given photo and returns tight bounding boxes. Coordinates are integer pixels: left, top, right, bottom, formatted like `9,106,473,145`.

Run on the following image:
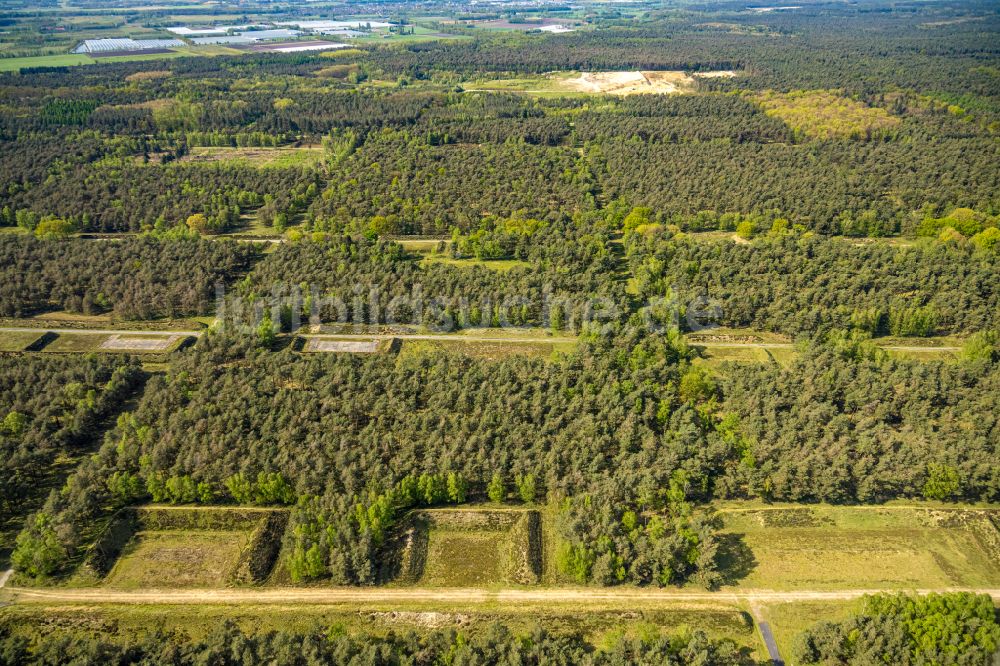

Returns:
692,342,959,352
0,327,204,337
0,328,961,352
6,586,1000,607
304,333,578,344
713,504,996,514
0,328,572,344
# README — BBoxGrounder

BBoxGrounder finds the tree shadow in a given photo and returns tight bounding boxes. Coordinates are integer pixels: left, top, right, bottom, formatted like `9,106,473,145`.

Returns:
715,532,758,586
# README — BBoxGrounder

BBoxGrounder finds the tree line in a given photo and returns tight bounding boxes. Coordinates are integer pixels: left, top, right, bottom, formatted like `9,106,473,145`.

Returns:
0,619,753,666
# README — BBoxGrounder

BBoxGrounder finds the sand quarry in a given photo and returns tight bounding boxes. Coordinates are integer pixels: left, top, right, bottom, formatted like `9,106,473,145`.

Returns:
562,70,736,95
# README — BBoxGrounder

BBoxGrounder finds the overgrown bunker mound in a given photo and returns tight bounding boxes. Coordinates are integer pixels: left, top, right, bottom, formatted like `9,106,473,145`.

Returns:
385,507,542,587
82,506,288,588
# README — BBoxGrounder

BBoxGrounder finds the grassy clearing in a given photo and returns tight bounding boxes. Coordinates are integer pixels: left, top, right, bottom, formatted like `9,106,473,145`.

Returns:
0,330,46,352
755,90,901,140
29,310,112,324
41,333,106,352
393,507,542,588
886,348,957,361
398,338,575,361
103,529,249,589
395,238,447,253
717,505,1000,591
463,73,575,94
418,530,510,586
877,334,965,348
762,599,860,665
182,145,325,169
764,347,798,367
419,255,533,272
687,327,792,345
694,346,774,368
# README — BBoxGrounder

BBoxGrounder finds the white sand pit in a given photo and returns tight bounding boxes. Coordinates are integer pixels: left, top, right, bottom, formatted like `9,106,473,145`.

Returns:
305,338,380,353
100,334,182,352
561,70,736,95
692,70,737,79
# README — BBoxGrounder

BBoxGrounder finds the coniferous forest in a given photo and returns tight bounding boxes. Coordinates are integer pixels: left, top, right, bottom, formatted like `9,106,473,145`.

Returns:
0,0,998,663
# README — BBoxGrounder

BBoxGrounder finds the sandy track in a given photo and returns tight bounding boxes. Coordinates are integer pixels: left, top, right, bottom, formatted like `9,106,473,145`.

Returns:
691,341,959,352
0,326,203,337
7,586,999,606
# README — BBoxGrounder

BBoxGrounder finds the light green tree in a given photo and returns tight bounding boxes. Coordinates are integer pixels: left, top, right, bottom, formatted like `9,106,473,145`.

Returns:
487,472,506,503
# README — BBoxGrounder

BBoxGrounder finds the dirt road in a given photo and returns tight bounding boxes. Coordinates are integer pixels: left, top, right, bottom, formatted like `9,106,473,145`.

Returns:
0,326,203,337
6,586,999,606
691,341,959,352
303,333,577,344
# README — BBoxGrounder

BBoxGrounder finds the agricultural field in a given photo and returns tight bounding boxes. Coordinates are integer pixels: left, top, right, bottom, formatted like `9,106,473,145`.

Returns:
0,54,96,72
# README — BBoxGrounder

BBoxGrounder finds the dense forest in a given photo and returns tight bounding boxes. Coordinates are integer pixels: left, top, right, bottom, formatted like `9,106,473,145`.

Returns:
14,329,726,585
795,592,1000,665
1,8,997,236
0,4,998,659
13,326,999,582
0,236,258,319
0,355,140,526
237,220,999,336
239,227,623,331
720,337,1000,503
624,230,1000,336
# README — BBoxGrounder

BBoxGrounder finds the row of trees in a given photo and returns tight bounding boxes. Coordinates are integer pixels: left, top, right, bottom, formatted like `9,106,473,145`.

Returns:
0,620,753,665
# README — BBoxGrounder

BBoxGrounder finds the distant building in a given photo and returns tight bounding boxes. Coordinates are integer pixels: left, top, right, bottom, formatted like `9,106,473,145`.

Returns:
189,29,301,45
73,38,184,54
537,24,575,34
